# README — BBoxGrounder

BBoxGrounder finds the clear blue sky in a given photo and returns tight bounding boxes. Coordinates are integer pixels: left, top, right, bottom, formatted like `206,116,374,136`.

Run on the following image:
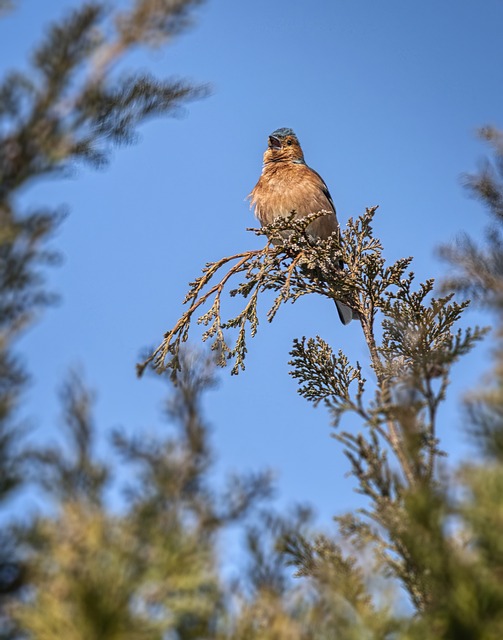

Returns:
1,1,502,529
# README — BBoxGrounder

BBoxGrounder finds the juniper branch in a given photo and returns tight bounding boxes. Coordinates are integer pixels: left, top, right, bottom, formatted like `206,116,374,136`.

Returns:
141,203,487,610
139,210,360,377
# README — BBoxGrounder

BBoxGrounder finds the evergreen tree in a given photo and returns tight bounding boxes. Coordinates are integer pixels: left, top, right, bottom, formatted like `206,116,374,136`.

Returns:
139,131,503,639
142,202,485,616
0,2,207,636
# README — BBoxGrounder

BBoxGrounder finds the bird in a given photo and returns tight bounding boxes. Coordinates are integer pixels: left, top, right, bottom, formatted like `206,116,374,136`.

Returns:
249,127,357,325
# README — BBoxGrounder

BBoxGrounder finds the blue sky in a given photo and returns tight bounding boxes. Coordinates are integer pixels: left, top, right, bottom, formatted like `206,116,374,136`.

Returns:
1,0,502,531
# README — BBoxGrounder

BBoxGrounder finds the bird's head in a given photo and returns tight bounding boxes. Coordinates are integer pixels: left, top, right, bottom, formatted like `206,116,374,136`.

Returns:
263,127,305,164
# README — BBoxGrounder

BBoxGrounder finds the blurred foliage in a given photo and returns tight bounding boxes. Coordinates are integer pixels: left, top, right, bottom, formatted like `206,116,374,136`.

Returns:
440,126,503,314
11,357,260,639
0,0,208,636
3,1,503,638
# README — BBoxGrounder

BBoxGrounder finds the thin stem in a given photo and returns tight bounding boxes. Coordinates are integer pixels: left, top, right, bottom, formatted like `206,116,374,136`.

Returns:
138,249,262,375
360,313,416,487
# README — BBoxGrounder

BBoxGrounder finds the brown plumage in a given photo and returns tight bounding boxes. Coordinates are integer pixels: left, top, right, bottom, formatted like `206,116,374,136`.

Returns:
250,128,339,239
249,127,356,325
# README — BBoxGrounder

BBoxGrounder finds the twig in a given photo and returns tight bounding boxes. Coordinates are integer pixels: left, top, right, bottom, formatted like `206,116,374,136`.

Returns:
360,313,416,487
137,249,262,376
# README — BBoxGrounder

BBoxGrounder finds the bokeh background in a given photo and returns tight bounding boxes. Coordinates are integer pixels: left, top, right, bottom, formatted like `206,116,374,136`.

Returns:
1,0,501,527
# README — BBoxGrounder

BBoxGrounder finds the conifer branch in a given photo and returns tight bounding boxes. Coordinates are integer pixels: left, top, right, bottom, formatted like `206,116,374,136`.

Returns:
144,204,487,608
139,210,358,377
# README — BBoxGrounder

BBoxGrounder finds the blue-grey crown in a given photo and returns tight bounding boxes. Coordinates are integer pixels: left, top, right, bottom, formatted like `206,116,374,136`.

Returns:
270,127,297,139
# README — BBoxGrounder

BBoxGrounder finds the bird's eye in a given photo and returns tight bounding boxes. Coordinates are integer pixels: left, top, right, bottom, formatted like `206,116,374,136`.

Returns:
286,139,293,146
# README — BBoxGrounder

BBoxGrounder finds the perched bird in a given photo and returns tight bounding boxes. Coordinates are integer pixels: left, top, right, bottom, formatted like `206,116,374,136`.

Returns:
249,127,357,325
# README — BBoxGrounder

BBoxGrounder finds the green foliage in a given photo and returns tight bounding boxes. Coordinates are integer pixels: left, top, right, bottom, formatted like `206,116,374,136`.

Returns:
11,354,274,639
0,0,207,636
414,127,503,636
12,365,217,639
142,207,409,376
0,0,208,348
145,197,486,614
28,372,109,505
139,209,356,376
439,126,503,313
4,1,503,638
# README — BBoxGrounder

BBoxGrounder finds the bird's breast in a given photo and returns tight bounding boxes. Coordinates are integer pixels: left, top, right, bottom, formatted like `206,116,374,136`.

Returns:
251,163,309,222
249,162,339,240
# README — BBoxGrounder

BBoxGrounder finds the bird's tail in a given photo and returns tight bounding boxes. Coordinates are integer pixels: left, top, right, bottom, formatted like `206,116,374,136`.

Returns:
335,300,358,325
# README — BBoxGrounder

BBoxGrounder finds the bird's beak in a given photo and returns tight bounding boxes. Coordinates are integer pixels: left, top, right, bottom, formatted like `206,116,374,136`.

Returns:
268,135,282,150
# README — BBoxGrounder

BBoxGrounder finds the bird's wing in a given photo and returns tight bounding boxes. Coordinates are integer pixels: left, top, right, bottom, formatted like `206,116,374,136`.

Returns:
310,169,337,215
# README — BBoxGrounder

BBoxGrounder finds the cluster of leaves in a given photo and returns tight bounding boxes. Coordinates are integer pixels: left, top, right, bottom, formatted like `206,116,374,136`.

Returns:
0,0,207,634
139,210,357,376
145,193,487,611
11,324,503,639
217,125,503,637
0,347,410,640
288,232,487,613
439,127,503,319
8,355,272,639
398,125,503,636
141,207,385,377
